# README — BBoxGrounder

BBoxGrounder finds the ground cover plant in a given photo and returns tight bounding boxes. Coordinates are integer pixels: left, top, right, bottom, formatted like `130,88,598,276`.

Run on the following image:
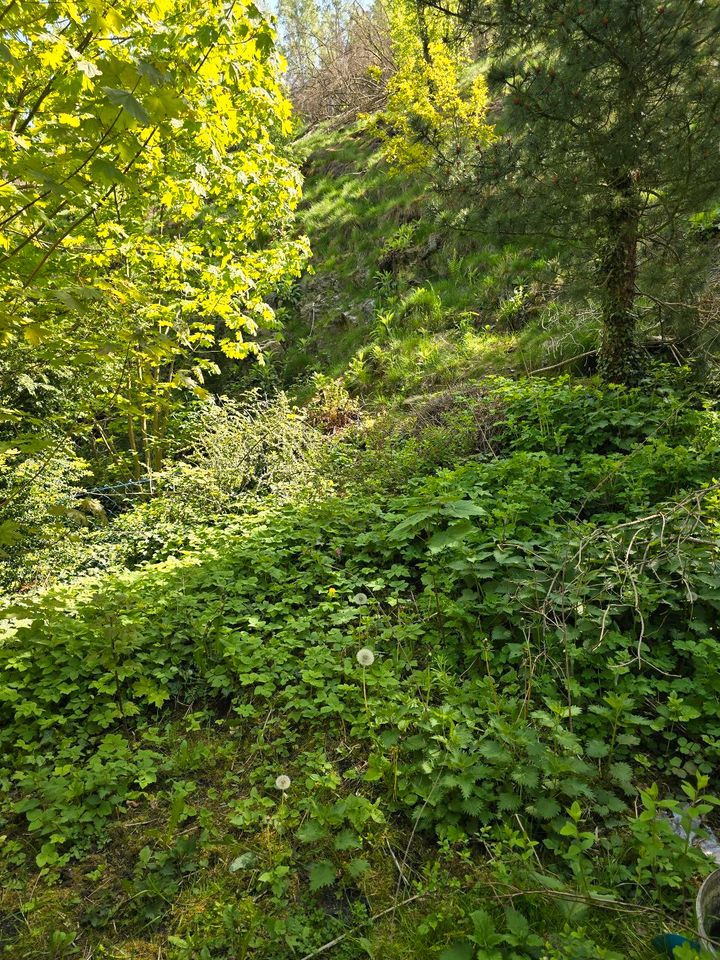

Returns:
3,370,720,958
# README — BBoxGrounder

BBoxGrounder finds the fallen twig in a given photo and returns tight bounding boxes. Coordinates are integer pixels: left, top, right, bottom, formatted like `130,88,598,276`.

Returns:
526,349,598,375
298,892,426,960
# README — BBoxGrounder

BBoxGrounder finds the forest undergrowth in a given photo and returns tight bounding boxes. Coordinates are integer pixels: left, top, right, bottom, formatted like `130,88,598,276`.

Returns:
3,368,720,959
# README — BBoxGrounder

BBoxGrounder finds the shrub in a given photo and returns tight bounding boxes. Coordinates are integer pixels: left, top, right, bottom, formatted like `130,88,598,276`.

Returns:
307,374,361,432
4,393,329,587
171,391,327,504
0,445,95,591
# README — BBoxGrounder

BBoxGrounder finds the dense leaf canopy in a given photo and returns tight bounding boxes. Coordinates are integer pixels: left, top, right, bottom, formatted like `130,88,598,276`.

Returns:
0,0,308,473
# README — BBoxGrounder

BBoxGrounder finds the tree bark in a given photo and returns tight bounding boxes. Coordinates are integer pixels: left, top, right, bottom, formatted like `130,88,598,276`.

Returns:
415,0,432,63
597,177,644,384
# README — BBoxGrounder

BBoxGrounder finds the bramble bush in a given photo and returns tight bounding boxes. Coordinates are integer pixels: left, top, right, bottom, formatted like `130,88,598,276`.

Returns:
3,391,328,590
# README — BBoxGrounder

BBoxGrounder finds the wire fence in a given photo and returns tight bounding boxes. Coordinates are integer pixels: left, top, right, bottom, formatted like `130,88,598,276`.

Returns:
82,476,156,515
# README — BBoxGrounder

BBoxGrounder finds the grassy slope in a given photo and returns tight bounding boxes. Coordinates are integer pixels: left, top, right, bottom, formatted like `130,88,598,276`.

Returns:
2,123,720,960
280,119,600,404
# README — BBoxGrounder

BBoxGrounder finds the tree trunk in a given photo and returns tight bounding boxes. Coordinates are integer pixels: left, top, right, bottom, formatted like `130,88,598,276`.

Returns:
415,0,431,63
597,176,644,384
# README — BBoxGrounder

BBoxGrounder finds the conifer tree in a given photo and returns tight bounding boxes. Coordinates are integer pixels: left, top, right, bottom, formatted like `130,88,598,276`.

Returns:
431,0,720,381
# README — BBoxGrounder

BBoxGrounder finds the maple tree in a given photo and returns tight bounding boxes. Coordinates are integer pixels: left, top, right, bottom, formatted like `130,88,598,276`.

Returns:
0,0,308,476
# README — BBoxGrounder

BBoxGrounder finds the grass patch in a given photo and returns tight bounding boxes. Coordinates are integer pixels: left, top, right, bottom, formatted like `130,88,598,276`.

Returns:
275,120,599,403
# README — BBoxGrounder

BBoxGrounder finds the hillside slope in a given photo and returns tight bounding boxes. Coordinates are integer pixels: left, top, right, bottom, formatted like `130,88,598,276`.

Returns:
277,120,600,401
2,124,720,960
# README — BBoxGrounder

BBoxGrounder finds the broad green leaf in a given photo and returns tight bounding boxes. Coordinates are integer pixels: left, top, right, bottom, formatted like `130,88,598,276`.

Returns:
428,519,474,553
442,500,486,518
308,860,336,891
91,158,129,185
532,797,561,820
505,907,529,938
297,821,327,843
230,852,256,872
586,739,609,759
334,829,361,851
102,87,150,124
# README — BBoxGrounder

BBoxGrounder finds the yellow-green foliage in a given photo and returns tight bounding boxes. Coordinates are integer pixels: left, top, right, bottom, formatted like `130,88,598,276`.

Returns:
0,0,309,478
376,6,495,172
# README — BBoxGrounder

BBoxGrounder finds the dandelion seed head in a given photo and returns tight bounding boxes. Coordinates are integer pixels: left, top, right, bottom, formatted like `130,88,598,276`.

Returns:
356,648,375,667
275,774,291,791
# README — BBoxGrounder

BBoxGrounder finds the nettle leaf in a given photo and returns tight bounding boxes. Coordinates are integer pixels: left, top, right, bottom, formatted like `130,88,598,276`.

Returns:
595,788,627,813
505,907,529,938
477,739,511,761
334,828,361,851
512,766,539,789
531,797,561,820
428,519,474,553
102,87,150,124
297,820,327,843
470,908,498,942
586,739,610,759
610,762,635,789
461,796,489,817
308,860,336,891
347,858,370,878
455,775,476,800
498,791,522,811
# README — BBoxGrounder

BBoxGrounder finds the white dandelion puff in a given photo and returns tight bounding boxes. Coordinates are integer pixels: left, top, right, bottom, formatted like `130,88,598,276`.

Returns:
356,648,375,667
275,774,291,791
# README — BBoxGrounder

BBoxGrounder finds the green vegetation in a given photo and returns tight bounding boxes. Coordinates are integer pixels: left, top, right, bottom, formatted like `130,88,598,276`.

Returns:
4,370,720,958
279,118,601,399
2,0,720,957
0,0,307,526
